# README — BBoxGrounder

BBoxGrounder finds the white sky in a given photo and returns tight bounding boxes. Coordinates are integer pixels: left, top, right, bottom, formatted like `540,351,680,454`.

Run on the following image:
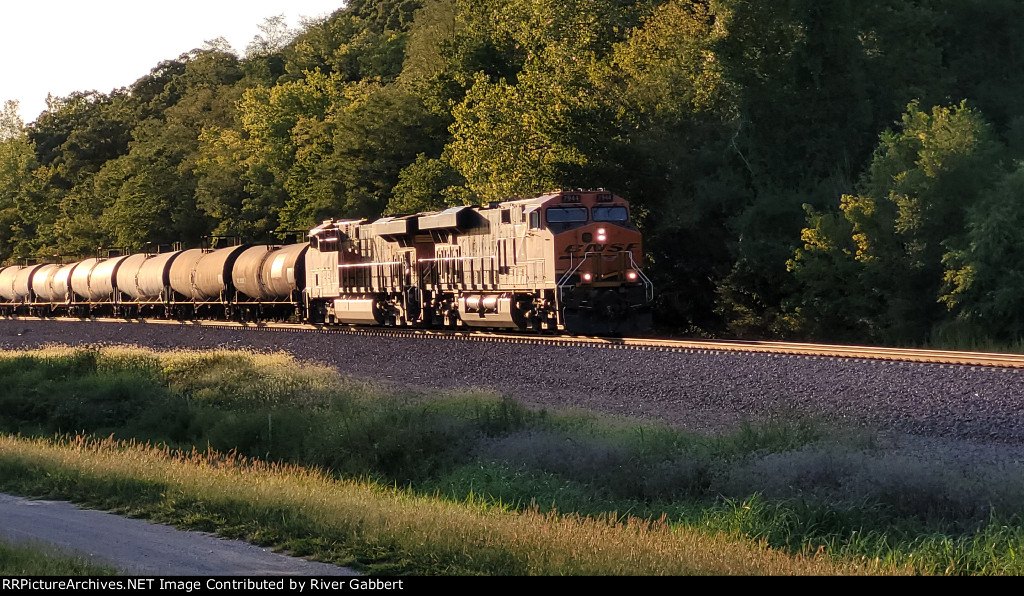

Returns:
1,1,347,124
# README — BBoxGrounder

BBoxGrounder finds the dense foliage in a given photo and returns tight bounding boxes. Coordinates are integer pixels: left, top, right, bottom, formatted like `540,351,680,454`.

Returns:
3,0,1024,344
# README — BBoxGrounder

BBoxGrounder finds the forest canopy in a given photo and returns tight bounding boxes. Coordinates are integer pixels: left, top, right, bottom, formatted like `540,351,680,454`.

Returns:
3,0,1024,345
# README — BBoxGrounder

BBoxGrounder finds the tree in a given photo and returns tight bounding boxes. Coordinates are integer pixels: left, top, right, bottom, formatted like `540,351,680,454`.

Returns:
212,71,337,237
280,83,448,228
0,101,47,261
790,101,1005,342
246,15,299,58
940,165,1024,340
88,49,246,249
1,100,24,141
593,1,745,332
448,69,594,201
385,153,470,214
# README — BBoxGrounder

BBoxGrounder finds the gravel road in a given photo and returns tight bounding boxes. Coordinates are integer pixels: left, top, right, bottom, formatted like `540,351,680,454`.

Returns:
0,494,357,576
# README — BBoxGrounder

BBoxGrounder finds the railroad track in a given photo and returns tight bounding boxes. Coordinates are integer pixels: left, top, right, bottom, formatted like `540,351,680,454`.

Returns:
14,316,1024,370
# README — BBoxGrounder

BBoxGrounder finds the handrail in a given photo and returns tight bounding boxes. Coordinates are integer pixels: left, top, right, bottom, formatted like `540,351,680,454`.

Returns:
626,252,655,304
556,251,592,293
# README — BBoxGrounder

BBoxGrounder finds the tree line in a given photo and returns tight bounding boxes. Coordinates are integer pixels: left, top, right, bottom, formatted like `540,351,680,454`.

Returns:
2,0,1024,345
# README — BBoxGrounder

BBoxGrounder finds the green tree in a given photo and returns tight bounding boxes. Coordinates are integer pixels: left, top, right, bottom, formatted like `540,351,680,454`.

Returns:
0,102,47,261
593,0,744,332
940,165,1024,340
93,50,244,249
25,91,137,255
448,69,593,201
284,2,416,84
790,101,1005,342
444,0,649,201
247,15,297,57
280,82,447,228
385,153,471,214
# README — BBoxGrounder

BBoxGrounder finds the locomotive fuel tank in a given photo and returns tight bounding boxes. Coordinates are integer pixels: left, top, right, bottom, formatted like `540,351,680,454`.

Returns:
329,296,384,325
458,293,526,328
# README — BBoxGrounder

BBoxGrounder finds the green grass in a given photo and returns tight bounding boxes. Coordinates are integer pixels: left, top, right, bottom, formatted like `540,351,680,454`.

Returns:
0,539,117,576
1,345,1023,574
0,433,895,576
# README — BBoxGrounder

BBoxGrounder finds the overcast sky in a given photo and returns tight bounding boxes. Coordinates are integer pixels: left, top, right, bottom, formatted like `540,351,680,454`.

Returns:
1,1,346,124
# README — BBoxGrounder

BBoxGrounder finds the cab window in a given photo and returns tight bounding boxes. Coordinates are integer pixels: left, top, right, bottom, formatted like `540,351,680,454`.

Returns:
592,206,628,222
545,207,588,223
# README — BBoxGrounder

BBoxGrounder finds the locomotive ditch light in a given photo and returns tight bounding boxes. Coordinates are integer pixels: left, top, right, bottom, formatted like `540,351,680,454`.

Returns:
627,271,638,281
582,272,593,283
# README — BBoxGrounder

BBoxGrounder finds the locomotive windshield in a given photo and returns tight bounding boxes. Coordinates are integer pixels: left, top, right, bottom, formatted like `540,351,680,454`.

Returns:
593,206,628,222
546,207,588,223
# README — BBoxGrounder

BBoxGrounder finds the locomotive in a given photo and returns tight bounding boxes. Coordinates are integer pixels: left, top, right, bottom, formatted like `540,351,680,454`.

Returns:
0,190,653,335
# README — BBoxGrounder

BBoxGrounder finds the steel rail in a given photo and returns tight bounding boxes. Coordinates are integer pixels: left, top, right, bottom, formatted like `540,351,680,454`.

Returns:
8,316,1024,369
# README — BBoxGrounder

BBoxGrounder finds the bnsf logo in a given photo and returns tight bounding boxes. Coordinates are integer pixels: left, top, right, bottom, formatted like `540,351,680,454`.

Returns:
563,243,638,254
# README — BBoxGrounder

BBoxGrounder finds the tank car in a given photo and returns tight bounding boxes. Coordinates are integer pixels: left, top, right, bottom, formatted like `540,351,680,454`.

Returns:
232,242,309,321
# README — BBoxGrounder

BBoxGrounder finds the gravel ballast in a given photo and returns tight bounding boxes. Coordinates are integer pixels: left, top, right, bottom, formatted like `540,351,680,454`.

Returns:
2,318,1023,459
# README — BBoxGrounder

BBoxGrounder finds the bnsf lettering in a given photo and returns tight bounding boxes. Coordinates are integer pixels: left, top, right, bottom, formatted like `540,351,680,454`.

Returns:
564,243,637,254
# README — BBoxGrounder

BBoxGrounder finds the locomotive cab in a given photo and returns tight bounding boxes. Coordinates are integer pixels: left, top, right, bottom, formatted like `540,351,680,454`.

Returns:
539,192,653,335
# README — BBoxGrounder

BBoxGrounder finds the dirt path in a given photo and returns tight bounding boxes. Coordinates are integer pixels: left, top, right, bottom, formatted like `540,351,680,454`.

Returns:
0,493,358,576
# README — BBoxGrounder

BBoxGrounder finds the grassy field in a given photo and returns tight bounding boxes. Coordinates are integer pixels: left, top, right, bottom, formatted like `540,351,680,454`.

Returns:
1,345,1022,575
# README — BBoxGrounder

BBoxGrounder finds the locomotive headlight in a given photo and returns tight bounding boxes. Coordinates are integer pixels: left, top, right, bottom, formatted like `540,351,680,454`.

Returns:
596,227,607,242
627,271,638,281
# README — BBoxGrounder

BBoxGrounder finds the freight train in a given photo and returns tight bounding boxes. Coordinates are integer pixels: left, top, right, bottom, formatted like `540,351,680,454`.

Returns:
0,190,653,335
